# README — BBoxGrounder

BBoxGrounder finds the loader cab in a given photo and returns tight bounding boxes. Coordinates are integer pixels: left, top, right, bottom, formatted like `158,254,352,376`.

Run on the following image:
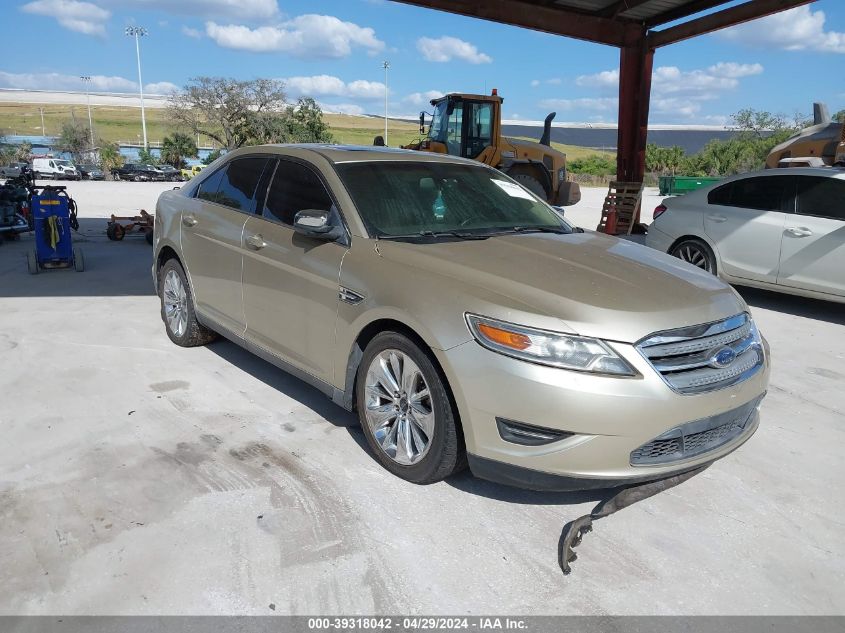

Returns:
424,93,501,162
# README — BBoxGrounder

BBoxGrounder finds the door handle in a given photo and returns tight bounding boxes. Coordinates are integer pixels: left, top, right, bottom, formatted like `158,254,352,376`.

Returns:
246,234,266,250
785,227,813,237
707,214,727,223
182,215,198,227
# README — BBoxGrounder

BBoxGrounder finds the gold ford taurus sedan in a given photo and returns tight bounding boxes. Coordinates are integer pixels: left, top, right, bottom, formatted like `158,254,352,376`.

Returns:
152,145,770,490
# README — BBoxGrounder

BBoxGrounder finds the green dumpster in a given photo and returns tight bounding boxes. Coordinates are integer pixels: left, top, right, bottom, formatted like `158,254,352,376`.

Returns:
658,176,721,196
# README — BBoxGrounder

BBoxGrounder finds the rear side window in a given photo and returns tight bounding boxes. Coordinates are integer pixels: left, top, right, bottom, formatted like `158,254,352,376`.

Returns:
708,183,732,206
263,160,334,226
197,157,269,212
711,176,791,212
797,176,845,221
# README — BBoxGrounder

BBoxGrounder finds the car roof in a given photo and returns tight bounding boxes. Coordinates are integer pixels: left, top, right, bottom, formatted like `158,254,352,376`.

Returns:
238,143,485,166
723,167,845,181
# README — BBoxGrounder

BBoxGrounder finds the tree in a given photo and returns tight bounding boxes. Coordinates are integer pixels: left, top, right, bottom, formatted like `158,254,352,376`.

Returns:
249,97,334,144
834,109,845,124
567,154,615,176
57,118,91,160
169,77,287,150
202,148,224,165
99,140,124,180
161,132,198,168
15,141,32,163
137,147,158,165
730,108,792,140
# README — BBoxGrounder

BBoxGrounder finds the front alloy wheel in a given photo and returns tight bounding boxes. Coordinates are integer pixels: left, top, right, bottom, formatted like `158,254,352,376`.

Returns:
364,349,435,465
356,332,464,484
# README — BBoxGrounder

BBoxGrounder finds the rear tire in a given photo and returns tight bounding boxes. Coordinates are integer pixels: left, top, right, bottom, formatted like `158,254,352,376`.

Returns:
27,250,39,274
159,258,217,347
356,331,464,484
73,246,84,272
670,238,717,275
510,173,547,200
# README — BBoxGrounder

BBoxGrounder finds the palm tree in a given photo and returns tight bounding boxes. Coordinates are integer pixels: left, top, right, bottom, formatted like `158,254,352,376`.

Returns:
161,132,198,168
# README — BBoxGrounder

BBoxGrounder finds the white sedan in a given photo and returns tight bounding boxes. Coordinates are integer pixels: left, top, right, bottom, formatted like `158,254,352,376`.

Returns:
646,167,845,304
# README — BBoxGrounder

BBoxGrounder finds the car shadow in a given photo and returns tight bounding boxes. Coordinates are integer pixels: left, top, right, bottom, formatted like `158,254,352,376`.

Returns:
207,337,615,506
736,285,844,325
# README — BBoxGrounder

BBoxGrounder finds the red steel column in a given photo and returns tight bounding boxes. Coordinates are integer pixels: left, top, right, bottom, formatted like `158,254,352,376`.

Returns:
616,39,654,183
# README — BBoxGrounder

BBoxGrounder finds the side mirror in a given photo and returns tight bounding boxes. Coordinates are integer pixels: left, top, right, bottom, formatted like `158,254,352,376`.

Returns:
419,112,425,135
293,209,342,241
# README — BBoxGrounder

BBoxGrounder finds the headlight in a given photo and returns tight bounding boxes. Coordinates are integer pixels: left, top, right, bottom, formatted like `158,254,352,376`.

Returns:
466,314,637,376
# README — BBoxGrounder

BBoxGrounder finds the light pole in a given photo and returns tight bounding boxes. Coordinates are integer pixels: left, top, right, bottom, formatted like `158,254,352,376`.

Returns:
382,60,390,145
80,76,95,150
125,26,148,149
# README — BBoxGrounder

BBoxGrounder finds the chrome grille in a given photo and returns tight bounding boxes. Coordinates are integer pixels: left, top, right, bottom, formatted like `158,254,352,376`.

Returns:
637,313,764,395
630,396,762,466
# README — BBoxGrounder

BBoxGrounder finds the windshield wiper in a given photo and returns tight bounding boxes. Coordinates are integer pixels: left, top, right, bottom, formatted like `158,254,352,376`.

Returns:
417,230,489,240
494,225,570,235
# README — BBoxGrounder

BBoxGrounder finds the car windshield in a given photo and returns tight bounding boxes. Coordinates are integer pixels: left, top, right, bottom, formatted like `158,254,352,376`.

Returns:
336,161,571,238
56,160,72,167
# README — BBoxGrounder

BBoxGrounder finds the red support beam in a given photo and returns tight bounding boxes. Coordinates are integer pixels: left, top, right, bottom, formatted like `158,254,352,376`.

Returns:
649,0,814,48
390,0,630,47
616,38,654,184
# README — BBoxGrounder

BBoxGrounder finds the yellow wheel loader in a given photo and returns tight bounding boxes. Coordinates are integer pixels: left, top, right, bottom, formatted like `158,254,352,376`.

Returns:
399,90,581,206
766,103,845,168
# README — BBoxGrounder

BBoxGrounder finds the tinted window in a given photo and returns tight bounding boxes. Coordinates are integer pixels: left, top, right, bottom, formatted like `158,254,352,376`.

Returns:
797,176,845,221
197,157,268,211
728,176,790,212
708,182,733,205
263,160,333,226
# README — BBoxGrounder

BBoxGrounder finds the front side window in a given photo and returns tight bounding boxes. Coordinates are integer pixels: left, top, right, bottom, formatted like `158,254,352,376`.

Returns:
197,157,269,211
336,161,570,238
263,160,334,226
797,176,845,221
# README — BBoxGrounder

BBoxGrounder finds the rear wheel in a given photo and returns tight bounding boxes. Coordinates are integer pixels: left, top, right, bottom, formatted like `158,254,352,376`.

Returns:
73,246,84,272
27,250,39,274
510,173,547,200
159,259,217,347
356,332,464,484
671,238,717,275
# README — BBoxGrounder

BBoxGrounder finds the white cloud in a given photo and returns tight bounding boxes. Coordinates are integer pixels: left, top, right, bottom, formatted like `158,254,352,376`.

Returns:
530,80,540,88
719,6,845,54
546,78,561,86
0,70,177,95
145,81,179,94
539,97,619,112
706,62,764,79
21,0,110,36
181,25,201,38
284,75,386,100
403,90,445,106
321,102,365,116
100,0,279,20
575,69,619,89
416,36,491,64
206,15,384,58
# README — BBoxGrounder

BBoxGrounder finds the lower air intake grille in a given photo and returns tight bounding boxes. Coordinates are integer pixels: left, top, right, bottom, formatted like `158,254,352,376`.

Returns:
630,396,762,466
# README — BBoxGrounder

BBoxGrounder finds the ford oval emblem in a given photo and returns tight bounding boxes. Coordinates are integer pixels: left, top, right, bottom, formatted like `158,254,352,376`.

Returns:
711,347,737,368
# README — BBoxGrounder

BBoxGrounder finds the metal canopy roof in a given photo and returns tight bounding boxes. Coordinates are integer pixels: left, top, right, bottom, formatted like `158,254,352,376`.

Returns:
391,0,815,48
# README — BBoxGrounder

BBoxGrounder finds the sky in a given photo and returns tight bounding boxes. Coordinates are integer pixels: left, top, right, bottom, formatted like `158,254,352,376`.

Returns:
1,0,843,126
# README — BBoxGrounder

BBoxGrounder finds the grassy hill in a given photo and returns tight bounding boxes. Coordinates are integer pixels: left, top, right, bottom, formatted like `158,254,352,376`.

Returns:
0,102,612,161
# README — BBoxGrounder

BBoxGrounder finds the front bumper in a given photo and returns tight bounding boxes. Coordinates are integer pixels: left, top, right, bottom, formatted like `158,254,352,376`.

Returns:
435,336,769,489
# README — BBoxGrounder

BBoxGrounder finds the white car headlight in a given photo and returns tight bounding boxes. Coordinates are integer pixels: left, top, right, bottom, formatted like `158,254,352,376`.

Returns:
466,314,637,376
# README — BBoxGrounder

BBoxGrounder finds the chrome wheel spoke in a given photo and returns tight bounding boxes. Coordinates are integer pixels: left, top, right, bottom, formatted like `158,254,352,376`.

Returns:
363,348,434,466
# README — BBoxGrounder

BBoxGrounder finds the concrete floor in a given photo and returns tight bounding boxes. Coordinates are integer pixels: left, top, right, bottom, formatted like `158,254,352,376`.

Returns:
0,182,843,615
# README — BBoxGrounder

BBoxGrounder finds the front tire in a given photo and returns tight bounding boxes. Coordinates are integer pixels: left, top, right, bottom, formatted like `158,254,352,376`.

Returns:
159,259,217,347
670,238,717,275
510,173,547,200
356,332,464,484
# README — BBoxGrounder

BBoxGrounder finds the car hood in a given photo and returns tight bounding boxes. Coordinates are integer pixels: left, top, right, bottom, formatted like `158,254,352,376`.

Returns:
376,231,746,343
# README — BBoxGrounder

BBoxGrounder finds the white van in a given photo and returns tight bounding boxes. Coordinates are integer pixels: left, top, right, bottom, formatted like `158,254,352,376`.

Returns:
32,157,80,180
